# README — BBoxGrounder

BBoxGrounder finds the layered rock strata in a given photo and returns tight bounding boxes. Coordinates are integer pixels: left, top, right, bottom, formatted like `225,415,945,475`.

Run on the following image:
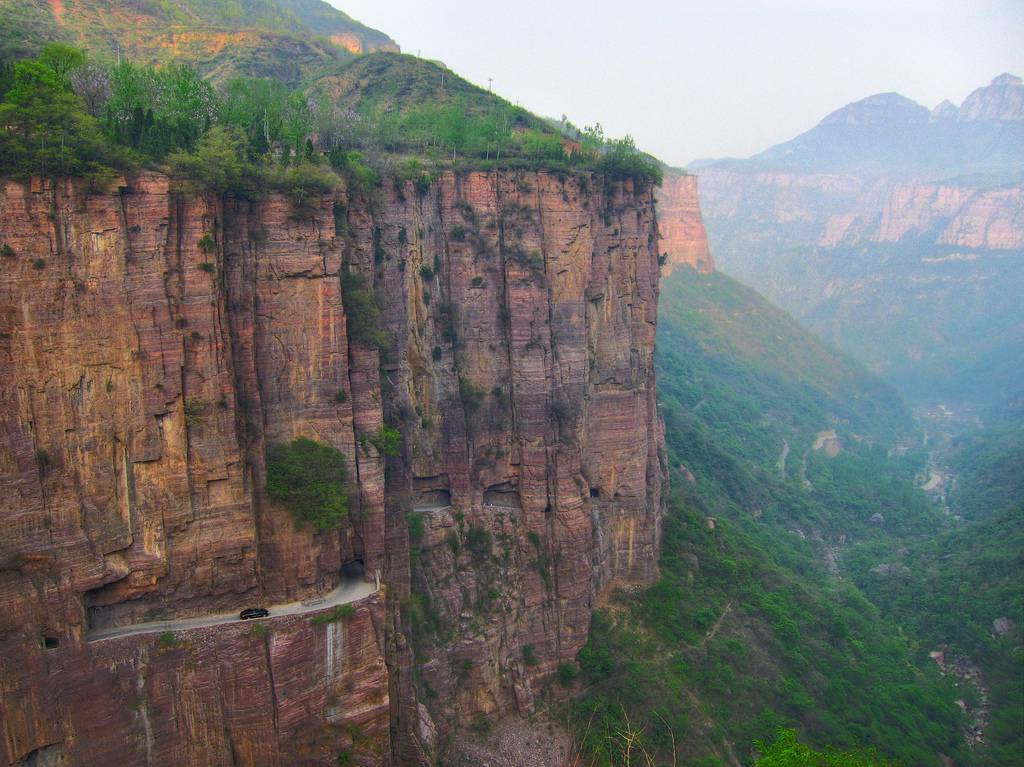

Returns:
0,168,665,765
656,172,714,273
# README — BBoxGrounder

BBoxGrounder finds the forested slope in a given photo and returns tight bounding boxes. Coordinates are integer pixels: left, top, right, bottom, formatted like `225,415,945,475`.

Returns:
568,268,971,766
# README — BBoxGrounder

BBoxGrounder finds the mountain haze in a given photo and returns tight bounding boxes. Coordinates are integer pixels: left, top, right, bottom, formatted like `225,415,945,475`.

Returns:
694,74,1024,408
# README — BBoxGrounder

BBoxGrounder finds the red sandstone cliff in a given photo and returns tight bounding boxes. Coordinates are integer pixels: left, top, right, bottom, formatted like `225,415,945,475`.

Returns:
0,169,665,765
655,172,714,274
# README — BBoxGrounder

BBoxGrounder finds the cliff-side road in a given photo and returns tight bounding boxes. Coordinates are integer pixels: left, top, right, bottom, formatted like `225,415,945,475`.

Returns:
88,578,378,642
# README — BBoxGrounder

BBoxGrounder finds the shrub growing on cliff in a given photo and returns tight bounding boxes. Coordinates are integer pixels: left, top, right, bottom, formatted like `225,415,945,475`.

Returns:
407,512,425,543
369,425,402,457
157,631,177,647
266,437,348,532
266,162,339,217
522,643,539,666
465,526,492,559
340,270,390,349
183,396,208,426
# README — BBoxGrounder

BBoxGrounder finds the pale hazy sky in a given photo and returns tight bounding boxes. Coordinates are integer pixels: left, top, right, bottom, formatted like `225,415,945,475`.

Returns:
332,0,1024,167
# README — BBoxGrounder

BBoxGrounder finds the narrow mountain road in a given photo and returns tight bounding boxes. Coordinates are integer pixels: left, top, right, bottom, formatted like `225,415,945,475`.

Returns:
778,440,789,478
700,600,735,649
88,578,378,643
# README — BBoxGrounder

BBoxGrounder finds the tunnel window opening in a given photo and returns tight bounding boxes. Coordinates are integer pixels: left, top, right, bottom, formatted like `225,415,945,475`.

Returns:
543,504,552,514
415,488,451,510
483,483,521,508
42,636,59,650
589,486,600,498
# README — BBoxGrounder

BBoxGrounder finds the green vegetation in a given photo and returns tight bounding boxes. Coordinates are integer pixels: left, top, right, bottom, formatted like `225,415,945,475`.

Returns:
249,621,270,639
568,267,969,766
465,526,492,560
369,425,402,457
0,45,125,184
522,644,539,667
157,631,177,648
1,46,661,191
755,729,896,767
315,55,661,183
266,437,348,532
946,407,1024,522
852,407,1024,766
311,604,356,625
340,270,389,349
183,396,209,426
572,492,963,766
406,512,425,543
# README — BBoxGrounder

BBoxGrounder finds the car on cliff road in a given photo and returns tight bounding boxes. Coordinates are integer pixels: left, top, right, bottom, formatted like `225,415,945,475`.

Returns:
239,607,269,620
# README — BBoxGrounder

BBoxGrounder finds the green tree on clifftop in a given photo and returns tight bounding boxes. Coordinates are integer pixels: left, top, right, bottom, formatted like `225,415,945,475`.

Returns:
0,47,119,183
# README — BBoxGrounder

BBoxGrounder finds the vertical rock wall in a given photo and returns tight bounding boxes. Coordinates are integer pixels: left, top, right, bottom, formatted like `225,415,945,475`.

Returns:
0,168,665,766
345,171,665,753
655,172,715,274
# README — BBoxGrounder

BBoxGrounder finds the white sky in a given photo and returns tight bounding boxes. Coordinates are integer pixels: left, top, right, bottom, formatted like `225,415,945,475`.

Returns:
331,0,1024,167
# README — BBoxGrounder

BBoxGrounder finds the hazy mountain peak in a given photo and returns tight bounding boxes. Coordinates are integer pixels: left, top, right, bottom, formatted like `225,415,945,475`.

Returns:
992,73,1023,87
818,92,929,128
958,72,1024,121
930,99,958,122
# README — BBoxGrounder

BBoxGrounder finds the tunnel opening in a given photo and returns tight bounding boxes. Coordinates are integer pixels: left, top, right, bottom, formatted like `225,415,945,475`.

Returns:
41,636,59,650
342,558,365,580
589,486,600,498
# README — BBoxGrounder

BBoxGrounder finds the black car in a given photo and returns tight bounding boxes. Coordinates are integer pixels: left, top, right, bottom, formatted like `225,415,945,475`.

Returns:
239,607,269,620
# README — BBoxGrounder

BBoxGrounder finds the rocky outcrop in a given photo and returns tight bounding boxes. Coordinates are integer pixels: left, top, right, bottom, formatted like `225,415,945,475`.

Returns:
656,172,714,274
0,168,665,765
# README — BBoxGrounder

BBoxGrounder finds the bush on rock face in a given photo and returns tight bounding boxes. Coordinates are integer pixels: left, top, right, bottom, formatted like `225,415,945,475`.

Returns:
266,437,348,532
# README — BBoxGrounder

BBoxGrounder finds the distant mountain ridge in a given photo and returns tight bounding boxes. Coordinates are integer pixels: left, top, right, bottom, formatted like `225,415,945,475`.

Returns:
0,0,398,83
693,74,1024,181
692,73,1024,408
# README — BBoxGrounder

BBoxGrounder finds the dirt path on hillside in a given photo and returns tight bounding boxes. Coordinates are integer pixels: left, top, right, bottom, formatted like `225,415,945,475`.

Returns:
700,600,735,648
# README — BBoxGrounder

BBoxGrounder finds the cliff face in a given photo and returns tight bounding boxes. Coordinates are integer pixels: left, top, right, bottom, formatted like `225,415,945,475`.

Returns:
0,169,665,765
699,171,1024,251
655,173,715,274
